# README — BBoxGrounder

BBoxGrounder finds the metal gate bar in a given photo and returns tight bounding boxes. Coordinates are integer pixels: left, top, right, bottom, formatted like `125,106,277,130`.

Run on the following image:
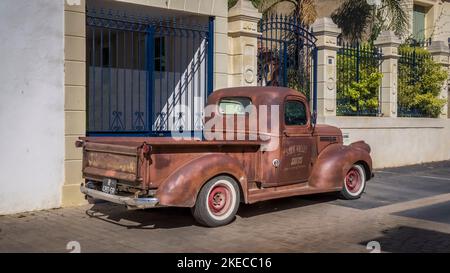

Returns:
86,8,213,136
257,15,317,104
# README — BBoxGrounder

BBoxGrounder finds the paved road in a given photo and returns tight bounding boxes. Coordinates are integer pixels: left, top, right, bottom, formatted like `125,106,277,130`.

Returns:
1,161,450,253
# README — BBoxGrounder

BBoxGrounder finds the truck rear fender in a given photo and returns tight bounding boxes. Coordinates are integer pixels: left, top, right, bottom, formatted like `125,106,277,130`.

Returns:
308,142,372,190
156,154,248,207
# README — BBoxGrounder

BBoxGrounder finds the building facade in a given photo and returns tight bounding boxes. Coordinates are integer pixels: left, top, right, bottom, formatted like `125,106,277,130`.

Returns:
277,0,450,43
0,0,449,215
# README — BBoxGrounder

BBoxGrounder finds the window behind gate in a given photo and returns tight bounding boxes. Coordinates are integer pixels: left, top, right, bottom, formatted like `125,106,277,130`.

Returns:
86,8,213,136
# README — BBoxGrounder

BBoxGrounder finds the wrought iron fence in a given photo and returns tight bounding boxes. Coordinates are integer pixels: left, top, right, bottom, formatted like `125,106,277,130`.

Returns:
257,15,317,102
336,41,383,116
406,38,432,48
86,8,214,136
397,45,432,117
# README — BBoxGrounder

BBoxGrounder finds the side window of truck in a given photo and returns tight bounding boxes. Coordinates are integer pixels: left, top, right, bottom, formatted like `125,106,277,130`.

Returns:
285,101,307,126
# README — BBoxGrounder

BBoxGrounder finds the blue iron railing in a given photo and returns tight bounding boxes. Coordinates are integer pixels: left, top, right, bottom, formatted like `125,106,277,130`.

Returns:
86,8,213,136
257,15,317,102
406,38,432,48
397,44,431,117
336,41,383,116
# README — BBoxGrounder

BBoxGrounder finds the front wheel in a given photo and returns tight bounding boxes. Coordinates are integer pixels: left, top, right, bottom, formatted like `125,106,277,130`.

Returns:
340,164,366,200
191,176,240,227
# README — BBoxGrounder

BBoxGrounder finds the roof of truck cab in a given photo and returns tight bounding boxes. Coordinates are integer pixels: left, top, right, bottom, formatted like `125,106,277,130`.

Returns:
208,87,308,106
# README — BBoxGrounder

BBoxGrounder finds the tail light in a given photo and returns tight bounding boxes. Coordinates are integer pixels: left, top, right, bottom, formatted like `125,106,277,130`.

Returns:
75,140,84,148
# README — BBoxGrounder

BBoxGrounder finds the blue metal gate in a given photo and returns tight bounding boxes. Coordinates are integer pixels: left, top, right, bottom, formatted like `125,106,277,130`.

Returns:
86,8,214,136
257,15,317,111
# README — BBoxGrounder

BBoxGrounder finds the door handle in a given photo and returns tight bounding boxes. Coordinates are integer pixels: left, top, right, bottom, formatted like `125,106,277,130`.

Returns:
283,131,308,137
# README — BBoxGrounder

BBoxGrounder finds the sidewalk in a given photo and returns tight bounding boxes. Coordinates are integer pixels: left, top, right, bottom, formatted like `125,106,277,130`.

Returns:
1,161,449,253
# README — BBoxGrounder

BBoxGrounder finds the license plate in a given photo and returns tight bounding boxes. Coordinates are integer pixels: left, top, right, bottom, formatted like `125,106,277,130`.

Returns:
102,179,118,195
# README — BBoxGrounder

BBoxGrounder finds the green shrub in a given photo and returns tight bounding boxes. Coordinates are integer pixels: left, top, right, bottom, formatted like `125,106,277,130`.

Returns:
342,71,382,112
398,45,447,118
337,46,382,116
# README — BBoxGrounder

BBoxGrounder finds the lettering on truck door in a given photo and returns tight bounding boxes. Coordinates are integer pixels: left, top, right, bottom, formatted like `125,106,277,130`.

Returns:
278,98,313,185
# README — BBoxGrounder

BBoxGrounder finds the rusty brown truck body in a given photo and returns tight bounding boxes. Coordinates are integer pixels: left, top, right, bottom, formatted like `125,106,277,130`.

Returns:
78,87,373,227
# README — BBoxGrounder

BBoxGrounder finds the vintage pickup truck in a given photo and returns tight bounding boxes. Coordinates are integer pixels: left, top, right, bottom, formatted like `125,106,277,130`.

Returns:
77,87,372,227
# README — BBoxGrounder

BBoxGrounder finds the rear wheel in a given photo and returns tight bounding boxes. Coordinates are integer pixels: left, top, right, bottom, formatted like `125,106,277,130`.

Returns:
340,164,366,200
192,176,240,227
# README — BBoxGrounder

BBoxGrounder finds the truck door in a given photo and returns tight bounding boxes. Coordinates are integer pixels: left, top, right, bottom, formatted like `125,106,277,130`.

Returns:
277,98,314,185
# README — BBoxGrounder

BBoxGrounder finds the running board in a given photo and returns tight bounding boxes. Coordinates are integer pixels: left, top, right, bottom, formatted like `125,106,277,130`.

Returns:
247,184,341,204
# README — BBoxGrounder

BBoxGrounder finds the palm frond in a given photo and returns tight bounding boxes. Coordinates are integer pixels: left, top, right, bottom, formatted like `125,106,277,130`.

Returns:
331,0,373,42
299,0,317,26
332,0,410,42
257,0,317,26
382,0,409,37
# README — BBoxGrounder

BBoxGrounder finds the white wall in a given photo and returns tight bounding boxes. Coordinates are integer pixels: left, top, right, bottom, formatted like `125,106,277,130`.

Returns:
319,116,450,168
0,0,65,214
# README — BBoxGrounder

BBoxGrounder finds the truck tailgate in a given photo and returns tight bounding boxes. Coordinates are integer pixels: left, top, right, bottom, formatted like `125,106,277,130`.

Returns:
82,141,148,184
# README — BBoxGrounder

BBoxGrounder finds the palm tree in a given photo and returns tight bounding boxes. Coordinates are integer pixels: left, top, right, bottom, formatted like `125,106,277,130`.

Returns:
258,0,317,26
331,0,409,43
228,0,262,11
229,0,317,26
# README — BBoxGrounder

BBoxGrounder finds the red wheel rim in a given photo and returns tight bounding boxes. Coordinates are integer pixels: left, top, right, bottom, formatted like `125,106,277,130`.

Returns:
345,167,362,193
208,185,231,216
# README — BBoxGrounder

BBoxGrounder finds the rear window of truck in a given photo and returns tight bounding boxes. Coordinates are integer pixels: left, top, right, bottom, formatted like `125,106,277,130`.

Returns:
219,97,252,115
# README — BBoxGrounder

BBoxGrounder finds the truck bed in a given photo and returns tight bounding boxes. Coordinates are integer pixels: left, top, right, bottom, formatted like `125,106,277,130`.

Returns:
79,137,263,192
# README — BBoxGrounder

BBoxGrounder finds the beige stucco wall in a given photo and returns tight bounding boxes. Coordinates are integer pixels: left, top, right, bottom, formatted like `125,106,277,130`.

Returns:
63,1,87,206
429,0,450,42
62,0,230,206
405,0,450,41
115,0,230,89
270,0,343,18
315,0,344,18
319,116,450,168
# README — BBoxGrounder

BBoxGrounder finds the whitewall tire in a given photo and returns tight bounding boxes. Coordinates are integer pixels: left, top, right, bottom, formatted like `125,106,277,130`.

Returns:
192,176,240,227
340,164,366,200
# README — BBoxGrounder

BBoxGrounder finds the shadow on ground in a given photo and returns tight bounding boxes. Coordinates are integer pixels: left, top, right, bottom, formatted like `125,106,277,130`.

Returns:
238,193,338,218
86,203,195,230
86,193,339,230
393,201,450,225
360,226,450,253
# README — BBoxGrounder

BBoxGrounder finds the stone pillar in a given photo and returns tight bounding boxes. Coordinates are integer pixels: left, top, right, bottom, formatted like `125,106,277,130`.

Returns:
428,40,450,119
228,0,262,87
374,31,401,117
63,0,87,206
312,17,341,117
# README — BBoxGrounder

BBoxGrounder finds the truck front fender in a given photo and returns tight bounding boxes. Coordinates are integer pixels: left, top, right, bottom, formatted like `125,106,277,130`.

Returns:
309,142,373,190
156,154,248,207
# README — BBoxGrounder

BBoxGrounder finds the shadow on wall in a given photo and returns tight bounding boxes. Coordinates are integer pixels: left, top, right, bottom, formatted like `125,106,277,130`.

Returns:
360,226,450,253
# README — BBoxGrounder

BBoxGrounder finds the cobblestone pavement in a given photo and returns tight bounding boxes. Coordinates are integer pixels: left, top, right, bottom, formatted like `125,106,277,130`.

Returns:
1,161,450,253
